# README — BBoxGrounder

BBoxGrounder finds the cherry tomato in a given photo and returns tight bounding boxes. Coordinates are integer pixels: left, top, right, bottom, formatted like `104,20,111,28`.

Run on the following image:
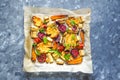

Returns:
76,42,84,50
57,44,65,52
34,37,41,43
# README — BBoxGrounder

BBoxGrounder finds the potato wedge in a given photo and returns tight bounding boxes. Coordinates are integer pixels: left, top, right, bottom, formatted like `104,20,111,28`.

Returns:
46,23,59,38
56,58,64,65
46,53,54,63
32,16,43,27
37,42,52,53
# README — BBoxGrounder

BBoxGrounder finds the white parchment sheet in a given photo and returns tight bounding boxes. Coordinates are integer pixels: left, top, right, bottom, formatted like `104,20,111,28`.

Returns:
23,7,93,73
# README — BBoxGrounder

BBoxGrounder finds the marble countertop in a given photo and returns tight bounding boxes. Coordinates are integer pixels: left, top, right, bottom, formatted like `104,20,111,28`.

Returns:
0,0,120,80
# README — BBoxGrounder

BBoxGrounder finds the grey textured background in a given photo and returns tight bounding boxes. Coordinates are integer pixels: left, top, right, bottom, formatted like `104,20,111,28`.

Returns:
0,0,120,80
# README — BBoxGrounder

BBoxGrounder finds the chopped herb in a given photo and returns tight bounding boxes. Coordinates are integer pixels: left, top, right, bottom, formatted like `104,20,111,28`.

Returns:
65,44,70,50
43,36,48,44
66,28,69,32
64,53,71,60
43,20,47,24
71,34,75,40
32,43,37,47
39,28,45,33
48,49,61,56
70,20,76,26
35,49,40,56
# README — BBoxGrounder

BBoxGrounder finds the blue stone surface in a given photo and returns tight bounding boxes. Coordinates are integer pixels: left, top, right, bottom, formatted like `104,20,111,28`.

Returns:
0,0,120,80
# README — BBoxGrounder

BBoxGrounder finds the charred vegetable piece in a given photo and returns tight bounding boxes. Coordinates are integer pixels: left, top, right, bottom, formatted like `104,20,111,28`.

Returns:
58,24,66,33
80,30,85,44
38,32,45,39
37,54,46,63
53,42,58,50
33,37,41,43
71,49,79,58
46,24,59,38
67,56,83,65
50,15,68,21
64,34,77,47
37,42,52,53
32,16,43,27
31,47,37,62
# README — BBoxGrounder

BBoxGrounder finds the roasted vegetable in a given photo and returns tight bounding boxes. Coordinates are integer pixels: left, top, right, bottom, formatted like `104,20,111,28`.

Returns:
31,47,37,62
37,42,52,53
64,33,77,47
33,37,41,43
53,42,58,50
32,16,43,27
56,58,64,65
37,54,46,63
80,29,85,44
76,42,84,50
66,17,83,27
48,49,61,56
79,50,85,57
50,15,68,21
46,23,59,38
58,24,66,33
30,27,39,38
64,53,71,61
43,36,48,44
39,28,45,33
43,17,49,24
57,44,65,52
71,49,79,58
38,32,45,39
67,56,83,65
46,53,54,63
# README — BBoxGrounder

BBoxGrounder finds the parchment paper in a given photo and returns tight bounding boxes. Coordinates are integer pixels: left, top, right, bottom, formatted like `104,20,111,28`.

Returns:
23,7,93,73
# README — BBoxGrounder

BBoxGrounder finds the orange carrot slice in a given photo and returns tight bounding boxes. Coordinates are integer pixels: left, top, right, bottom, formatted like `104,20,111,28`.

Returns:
50,15,68,21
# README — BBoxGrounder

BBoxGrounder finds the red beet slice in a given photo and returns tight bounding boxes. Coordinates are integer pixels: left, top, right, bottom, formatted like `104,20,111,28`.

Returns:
55,21,61,26
54,35,60,42
58,24,66,33
38,32,45,39
72,26,77,31
71,49,79,58
37,54,46,63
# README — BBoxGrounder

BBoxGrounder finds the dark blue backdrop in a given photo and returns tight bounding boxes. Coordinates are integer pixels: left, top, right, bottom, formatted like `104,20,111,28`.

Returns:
0,0,120,80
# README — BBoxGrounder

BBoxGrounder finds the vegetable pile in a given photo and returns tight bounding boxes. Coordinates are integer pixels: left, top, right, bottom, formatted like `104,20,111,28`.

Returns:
30,15,85,65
